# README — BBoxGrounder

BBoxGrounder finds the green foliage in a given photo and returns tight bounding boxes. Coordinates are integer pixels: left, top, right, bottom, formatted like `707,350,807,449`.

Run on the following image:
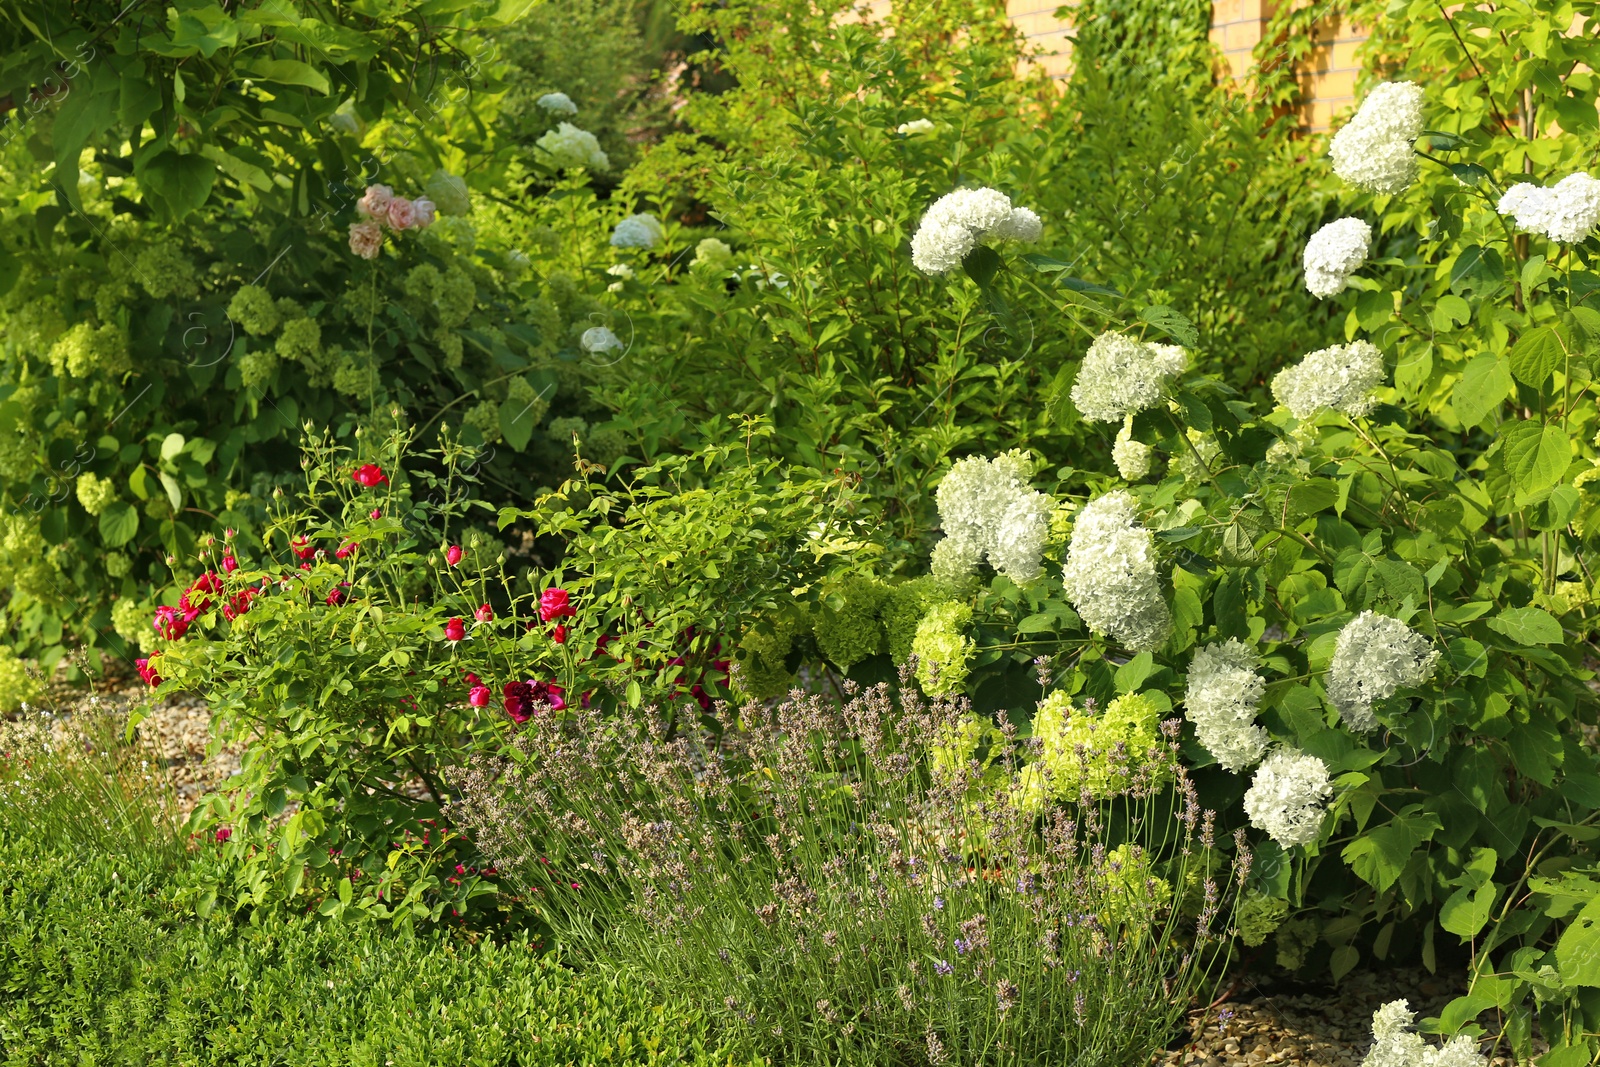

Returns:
0,836,739,1066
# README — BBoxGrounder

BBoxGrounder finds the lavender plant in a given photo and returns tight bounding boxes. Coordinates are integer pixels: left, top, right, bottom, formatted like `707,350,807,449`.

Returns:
453,668,1240,1066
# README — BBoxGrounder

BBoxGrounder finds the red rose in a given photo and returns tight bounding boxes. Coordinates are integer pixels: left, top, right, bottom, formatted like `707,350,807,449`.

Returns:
135,656,162,687
153,606,189,641
502,680,535,723
215,827,232,843
474,603,494,622
325,583,350,606
552,624,567,644
336,540,359,560
445,545,463,567
370,508,382,520
468,685,491,707
444,617,466,642
352,463,389,488
539,588,575,623
291,536,317,561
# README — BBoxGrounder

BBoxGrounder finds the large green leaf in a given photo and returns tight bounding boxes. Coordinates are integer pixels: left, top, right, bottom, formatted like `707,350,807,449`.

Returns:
98,501,139,547
1486,606,1564,645
1502,421,1570,494
139,151,217,221
1557,895,1600,987
1452,354,1512,426
240,59,332,95
1508,325,1567,387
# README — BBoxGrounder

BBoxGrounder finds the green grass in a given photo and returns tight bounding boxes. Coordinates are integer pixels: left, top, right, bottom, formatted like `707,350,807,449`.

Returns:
0,834,748,1066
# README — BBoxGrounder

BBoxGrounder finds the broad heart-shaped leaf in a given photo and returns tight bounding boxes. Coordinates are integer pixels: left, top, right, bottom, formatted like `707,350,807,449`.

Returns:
1452,354,1513,426
961,245,1003,288
1556,895,1600,987
1138,304,1198,347
1486,606,1565,645
1342,810,1441,893
1502,420,1570,495
498,397,536,452
139,151,217,222
1508,325,1568,387
98,500,139,547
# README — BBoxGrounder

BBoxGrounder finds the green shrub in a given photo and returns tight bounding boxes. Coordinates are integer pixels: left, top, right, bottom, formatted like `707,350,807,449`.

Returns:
0,837,742,1067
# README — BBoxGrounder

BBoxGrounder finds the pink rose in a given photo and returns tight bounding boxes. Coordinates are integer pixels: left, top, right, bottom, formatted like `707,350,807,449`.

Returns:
412,197,437,228
468,685,491,707
386,197,417,231
475,603,494,622
348,220,383,260
356,184,393,219
445,545,463,567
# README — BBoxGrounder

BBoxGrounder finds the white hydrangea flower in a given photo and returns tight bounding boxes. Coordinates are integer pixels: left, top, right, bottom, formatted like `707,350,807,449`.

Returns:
1071,331,1188,424
1359,1000,1486,1067
989,491,1053,584
1185,639,1269,773
536,122,609,171
1329,81,1425,194
1270,341,1386,419
930,536,982,594
580,326,624,354
1303,217,1373,298
611,213,663,249
897,118,935,134
1060,490,1172,653
933,450,1051,584
1243,747,1332,849
1325,611,1439,731
910,187,1042,275
1112,420,1153,481
536,91,578,115
1498,172,1600,243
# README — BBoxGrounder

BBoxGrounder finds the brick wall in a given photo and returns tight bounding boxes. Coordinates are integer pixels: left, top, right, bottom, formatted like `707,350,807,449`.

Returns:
859,1,1364,129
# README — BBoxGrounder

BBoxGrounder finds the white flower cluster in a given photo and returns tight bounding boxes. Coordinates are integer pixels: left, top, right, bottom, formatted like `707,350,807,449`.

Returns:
536,91,578,115
611,213,664,249
1243,746,1332,849
1112,419,1153,481
1329,81,1425,194
897,118,935,135
1185,639,1269,773
581,326,624,354
1326,611,1439,732
1071,331,1188,424
1498,173,1600,244
1360,1000,1486,1067
910,187,1042,274
1303,217,1373,298
1060,490,1172,653
536,122,609,171
933,451,1052,584
1271,340,1386,419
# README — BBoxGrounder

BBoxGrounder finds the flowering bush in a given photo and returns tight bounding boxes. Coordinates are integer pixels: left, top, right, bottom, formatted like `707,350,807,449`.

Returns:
454,672,1238,1066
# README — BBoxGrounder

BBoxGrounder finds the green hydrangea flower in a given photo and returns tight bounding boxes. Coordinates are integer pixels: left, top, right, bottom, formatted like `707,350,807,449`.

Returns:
693,237,736,273
237,348,279,392
275,317,322,363
733,607,811,701
435,328,465,369
813,576,887,671
1274,917,1320,971
47,323,130,378
1097,843,1172,930
332,354,377,397
0,647,42,713
435,265,476,328
75,471,117,516
879,576,942,664
1237,891,1290,947
133,240,199,300
463,400,503,444
1031,689,1169,800
0,515,62,600
228,284,282,336
911,601,973,696
104,551,132,578
112,597,152,652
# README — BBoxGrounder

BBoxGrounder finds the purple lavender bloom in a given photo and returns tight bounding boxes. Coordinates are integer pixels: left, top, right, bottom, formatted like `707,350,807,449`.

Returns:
934,959,954,977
